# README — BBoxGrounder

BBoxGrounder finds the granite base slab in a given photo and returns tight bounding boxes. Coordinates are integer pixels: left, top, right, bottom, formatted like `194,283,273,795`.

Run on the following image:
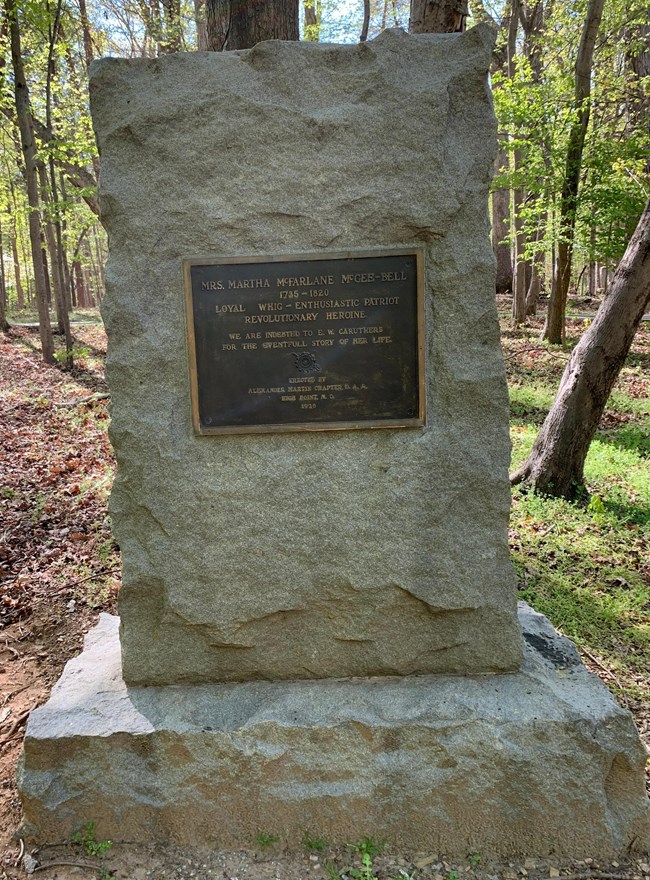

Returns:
18,605,649,857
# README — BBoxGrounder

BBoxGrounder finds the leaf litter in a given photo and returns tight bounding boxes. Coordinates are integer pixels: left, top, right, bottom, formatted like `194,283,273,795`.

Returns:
0,317,649,879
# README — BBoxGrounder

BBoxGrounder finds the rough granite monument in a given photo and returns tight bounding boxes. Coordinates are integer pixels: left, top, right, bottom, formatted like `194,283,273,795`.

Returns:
18,26,650,856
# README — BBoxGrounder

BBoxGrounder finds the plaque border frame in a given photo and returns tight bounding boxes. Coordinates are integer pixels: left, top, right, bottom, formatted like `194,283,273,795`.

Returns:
183,248,426,436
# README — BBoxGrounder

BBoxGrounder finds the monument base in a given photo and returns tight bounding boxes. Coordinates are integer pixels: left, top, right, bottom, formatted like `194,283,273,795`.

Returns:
18,605,649,857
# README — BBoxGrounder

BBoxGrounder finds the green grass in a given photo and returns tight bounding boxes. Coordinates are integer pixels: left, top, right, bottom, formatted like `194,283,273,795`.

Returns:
506,316,650,706
7,306,102,324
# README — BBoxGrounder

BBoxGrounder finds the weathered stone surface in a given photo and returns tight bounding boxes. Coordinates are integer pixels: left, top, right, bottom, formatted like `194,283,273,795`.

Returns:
18,605,650,855
89,27,522,684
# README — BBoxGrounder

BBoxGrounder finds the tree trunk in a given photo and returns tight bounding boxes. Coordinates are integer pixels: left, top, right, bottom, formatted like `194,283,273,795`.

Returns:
78,0,94,66
6,0,55,362
303,0,320,40
161,0,182,51
542,0,605,345
493,140,512,293
58,171,75,310
507,0,525,325
0,216,9,332
11,230,25,310
206,0,299,51
92,228,106,302
409,0,468,32
39,165,73,364
586,224,596,298
360,0,370,41
525,252,542,316
511,198,650,499
83,265,95,306
511,153,527,326
195,0,208,48
74,259,87,308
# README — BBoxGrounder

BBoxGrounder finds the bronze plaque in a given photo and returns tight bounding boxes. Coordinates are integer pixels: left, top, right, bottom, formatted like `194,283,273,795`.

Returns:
184,249,425,435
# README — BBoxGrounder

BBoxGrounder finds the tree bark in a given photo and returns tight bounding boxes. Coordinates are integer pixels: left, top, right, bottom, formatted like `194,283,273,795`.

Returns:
206,0,299,50
588,226,597,297
39,164,73,363
10,229,24,310
195,0,208,48
525,245,542,316
78,0,95,66
0,216,8,332
73,260,85,307
409,0,468,33
511,198,650,499
161,0,182,51
542,0,605,344
5,0,54,363
360,0,370,41
303,0,320,40
493,140,512,293
511,154,528,326
506,0,526,325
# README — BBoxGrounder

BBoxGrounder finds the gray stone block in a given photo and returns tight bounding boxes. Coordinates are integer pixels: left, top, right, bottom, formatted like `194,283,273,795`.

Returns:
89,27,523,684
18,605,650,856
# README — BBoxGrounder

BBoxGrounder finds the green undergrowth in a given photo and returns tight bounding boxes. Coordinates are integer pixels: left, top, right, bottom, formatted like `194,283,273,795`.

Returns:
506,318,650,705
7,306,102,325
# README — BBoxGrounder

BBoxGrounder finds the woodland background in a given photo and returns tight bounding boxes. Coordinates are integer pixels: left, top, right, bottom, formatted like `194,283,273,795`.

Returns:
0,1,648,877
0,0,647,353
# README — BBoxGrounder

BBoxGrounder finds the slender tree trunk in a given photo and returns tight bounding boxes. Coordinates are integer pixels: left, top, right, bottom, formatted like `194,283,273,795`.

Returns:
542,0,605,344
303,0,320,40
161,0,182,51
83,265,95,306
6,161,26,310
195,0,208,48
360,0,370,41
43,4,74,364
10,230,24,310
74,260,87,308
512,155,527,326
58,171,75,309
0,216,9,332
493,140,512,293
39,164,73,363
507,0,526,325
512,198,650,499
41,239,52,307
526,244,543,316
69,257,78,308
409,0,468,32
5,0,54,362
588,225,597,298
93,227,106,300
78,0,94,66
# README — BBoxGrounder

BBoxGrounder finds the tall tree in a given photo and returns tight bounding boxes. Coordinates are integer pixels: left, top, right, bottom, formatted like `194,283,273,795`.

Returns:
512,198,650,499
44,0,74,364
542,0,605,344
205,0,299,50
4,0,54,363
508,0,527,326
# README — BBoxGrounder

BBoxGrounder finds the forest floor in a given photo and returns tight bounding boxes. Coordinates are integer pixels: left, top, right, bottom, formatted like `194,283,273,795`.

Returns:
0,303,648,880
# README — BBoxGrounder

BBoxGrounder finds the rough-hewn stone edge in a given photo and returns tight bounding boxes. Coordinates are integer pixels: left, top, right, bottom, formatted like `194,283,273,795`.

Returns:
17,605,649,857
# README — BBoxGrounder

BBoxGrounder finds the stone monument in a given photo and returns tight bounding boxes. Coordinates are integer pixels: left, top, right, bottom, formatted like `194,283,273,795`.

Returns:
18,26,649,856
